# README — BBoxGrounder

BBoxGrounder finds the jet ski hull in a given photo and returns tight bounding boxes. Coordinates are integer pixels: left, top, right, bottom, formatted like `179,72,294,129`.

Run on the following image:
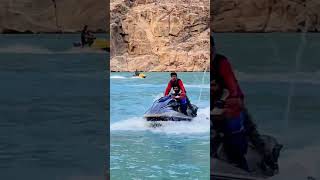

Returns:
211,172,264,180
73,38,110,51
144,96,197,123
132,73,147,78
144,114,192,121
211,134,282,179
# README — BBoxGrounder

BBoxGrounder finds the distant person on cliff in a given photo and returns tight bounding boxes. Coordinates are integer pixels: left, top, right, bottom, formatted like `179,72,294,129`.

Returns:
210,33,278,171
81,25,96,47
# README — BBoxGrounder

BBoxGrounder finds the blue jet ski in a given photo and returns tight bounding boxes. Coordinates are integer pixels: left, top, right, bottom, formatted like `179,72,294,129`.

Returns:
144,96,198,122
212,133,283,179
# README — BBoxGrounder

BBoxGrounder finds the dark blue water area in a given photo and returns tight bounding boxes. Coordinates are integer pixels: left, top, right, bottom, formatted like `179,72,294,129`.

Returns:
215,33,320,73
215,33,320,179
0,35,109,180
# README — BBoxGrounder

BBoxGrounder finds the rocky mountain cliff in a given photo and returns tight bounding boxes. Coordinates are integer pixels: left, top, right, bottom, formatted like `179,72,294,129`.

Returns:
1,0,319,33
0,0,108,33
212,0,320,32
110,0,210,72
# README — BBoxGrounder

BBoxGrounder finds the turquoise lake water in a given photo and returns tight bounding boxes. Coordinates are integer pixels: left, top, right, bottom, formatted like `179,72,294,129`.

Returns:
110,72,211,179
111,33,320,180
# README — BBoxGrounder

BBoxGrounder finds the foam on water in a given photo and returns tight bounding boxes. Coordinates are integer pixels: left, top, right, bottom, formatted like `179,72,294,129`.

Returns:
110,75,127,79
61,47,105,54
184,84,210,89
0,44,52,54
236,71,320,85
270,146,320,180
110,107,210,135
131,76,140,79
0,44,105,54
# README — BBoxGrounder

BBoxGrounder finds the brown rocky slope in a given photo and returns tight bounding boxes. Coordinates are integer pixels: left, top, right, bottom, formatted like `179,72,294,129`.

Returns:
212,0,320,32
110,0,210,72
0,0,108,33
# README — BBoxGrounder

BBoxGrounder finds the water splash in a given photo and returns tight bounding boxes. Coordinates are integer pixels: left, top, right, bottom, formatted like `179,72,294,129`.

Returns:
235,71,320,85
110,107,210,135
270,146,320,180
284,11,308,127
0,44,52,54
0,44,105,54
197,70,209,105
110,75,127,79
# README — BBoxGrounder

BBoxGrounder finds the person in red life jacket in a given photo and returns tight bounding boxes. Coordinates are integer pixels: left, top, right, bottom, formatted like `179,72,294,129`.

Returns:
165,72,197,115
164,72,186,96
211,76,249,171
210,35,244,119
210,33,279,172
171,85,188,115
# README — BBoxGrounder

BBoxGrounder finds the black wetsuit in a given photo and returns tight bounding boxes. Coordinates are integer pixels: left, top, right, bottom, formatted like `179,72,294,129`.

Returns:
81,30,87,47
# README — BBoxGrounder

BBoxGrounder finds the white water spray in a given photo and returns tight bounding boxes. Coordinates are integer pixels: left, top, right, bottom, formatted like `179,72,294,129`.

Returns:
284,9,308,127
197,68,209,105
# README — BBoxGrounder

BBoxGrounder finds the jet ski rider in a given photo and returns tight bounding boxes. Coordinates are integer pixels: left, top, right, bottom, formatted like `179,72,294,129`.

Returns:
164,72,186,96
81,25,96,47
134,69,140,76
171,85,188,115
164,72,195,115
211,77,249,171
211,33,278,172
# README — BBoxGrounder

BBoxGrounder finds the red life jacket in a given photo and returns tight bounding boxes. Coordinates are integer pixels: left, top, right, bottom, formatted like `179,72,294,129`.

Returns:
211,54,244,100
211,53,244,118
170,79,186,93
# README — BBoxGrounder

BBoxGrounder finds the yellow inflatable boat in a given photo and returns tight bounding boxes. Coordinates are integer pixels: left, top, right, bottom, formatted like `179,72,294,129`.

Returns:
139,73,146,78
91,39,110,51
73,38,110,51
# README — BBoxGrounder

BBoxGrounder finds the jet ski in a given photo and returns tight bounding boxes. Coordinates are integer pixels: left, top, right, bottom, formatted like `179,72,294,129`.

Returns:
132,73,146,78
211,133,283,180
144,96,198,125
73,38,110,51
